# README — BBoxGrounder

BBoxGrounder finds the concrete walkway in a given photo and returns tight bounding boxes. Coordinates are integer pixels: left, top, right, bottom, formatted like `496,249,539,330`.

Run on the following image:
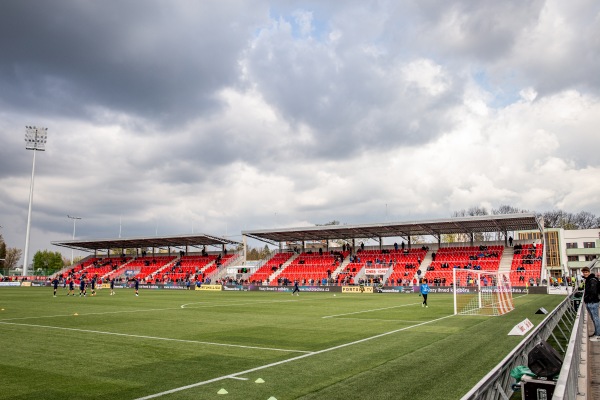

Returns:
587,314,600,400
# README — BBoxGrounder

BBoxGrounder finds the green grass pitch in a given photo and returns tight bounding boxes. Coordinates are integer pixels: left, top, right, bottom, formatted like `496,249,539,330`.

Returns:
0,287,564,400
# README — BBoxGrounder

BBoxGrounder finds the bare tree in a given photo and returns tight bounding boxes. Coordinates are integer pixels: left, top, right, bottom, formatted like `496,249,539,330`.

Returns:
4,248,23,270
492,205,529,215
574,211,598,229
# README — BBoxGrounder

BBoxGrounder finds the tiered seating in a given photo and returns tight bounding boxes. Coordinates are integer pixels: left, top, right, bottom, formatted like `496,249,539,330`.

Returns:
275,251,346,285
200,254,235,279
124,256,176,280
64,257,129,281
247,252,294,284
510,244,543,286
155,253,235,283
425,245,503,286
385,249,427,285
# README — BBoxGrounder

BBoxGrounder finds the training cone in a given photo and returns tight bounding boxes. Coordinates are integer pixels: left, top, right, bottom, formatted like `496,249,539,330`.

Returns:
217,388,228,394
255,378,265,383
267,397,278,400
73,313,78,316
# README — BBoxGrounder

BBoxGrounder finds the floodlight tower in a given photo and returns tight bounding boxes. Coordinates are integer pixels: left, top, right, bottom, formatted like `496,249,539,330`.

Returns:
67,215,82,265
23,126,47,277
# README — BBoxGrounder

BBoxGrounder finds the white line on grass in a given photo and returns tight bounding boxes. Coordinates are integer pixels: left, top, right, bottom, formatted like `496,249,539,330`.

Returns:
321,302,421,318
134,313,455,400
180,299,299,309
0,307,180,322
332,317,427,323
0,321,312,354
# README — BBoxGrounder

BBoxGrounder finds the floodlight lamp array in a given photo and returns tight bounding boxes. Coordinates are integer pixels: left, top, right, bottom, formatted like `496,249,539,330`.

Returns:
25,126,48,151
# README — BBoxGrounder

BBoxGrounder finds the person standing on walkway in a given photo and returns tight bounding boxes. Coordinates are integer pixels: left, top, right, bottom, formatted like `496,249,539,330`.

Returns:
420,279,430,308
581,267,600,341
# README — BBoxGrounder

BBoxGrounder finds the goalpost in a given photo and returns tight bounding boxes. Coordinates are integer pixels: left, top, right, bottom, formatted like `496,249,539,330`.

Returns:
453,269,515,316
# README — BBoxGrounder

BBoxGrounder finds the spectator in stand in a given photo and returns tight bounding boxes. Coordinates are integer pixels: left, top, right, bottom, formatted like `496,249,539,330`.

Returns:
582,267,600,341
509,236,513,246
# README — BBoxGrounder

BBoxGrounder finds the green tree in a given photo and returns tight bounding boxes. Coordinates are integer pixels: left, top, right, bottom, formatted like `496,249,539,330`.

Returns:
32,250,64,274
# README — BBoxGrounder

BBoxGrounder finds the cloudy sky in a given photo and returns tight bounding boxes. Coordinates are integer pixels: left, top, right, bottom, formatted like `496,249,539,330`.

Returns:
1,0,599,266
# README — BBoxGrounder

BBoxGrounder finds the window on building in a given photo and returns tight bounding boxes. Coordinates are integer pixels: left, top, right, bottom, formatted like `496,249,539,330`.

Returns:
585,255,598,261
568,256,579,262
566,242,578,249
584,242,596,248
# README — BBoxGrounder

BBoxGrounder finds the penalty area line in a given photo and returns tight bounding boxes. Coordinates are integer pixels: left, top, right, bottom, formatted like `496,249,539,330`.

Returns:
321,302,421,319
134,313,455,400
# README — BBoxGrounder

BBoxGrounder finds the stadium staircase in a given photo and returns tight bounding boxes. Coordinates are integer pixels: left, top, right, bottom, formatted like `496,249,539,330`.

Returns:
497,246,514,273
268,253,299,284
416,251,433,282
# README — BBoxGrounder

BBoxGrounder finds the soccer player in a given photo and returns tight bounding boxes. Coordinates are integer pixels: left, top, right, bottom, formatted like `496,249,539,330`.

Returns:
110,278,115,295
52,277,59,297
292,280,300,296
129,277,139,296
420,279,430,308
90,276,97,296
79,277,87,297
68,278,75,296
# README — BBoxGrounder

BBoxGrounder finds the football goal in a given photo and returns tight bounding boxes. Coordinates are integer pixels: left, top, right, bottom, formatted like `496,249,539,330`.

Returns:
453,269,515,316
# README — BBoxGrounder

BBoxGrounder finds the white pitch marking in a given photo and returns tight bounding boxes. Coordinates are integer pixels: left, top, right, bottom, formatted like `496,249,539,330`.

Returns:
180,299,301,309
0,307,180,322
134,314,455,400
331,317,427,323
0,321,312,354
228,377,248,381
321,303,421,318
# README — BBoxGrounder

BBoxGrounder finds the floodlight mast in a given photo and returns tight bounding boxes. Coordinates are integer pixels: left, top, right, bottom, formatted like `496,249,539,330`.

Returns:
67,215,82,265
23,126,47,277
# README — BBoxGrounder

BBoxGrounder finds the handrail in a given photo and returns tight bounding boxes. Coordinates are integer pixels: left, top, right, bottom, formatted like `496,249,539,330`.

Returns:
552,298,584,399
461,294,573,400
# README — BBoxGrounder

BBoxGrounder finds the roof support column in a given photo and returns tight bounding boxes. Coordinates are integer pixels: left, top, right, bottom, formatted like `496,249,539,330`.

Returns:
470,233,474,246
379,237,382,251
242,235,247,262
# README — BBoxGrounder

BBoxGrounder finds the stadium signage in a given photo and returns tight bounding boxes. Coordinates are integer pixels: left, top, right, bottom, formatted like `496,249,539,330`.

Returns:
196,284,222,291
20,282,31,287
223,285,244,291
365,268,389,275
257,286,293,292
0,282,21,287
342,286,374,293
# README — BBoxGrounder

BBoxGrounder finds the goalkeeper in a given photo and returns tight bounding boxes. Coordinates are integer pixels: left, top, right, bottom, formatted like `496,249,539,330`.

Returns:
420,279,430,308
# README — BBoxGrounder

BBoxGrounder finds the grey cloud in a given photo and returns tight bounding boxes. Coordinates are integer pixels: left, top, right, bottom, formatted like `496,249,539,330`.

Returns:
0,0,268,127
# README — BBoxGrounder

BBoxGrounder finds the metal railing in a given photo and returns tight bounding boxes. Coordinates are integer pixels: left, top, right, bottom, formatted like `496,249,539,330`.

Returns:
461,294,577,400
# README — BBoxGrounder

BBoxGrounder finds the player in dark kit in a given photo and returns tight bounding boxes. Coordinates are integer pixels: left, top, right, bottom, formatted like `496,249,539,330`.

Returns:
110,278,115,295
90,277,97,296
52,277,59,297
79,278,87,297
68,279,75,296
129,277,139,296
292,280,300,296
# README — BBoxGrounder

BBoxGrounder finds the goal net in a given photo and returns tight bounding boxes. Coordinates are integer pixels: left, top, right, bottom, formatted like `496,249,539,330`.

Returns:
453,269,514,316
